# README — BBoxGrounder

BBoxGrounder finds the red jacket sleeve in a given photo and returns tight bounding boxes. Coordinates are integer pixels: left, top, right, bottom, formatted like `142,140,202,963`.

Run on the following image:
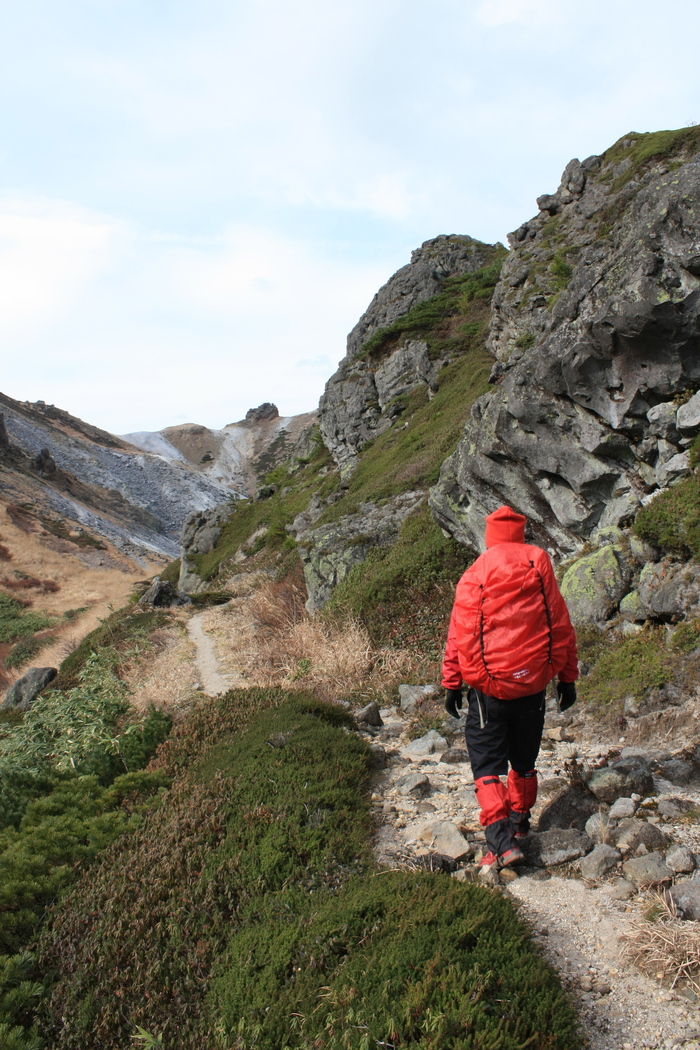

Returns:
441,606,464,690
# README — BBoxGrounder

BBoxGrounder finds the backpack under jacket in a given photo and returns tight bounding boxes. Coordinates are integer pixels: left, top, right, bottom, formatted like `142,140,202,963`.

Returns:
441,542,578,700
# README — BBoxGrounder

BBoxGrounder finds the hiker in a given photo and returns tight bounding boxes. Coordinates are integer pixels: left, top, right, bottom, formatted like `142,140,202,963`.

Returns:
441,505,578,869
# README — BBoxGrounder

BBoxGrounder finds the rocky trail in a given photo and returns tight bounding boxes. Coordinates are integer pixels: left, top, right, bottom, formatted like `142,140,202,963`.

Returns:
351,693,700,1050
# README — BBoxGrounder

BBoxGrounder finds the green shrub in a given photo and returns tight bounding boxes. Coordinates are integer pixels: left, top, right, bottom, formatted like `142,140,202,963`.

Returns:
578,628,671,709
38,690,578,1050
5,636,52,670
0,951,43,1050
550,254,573,290
215,875,580,1050
634,475,700,557
0,594,52,645
0,770,170,955
515,331,535,351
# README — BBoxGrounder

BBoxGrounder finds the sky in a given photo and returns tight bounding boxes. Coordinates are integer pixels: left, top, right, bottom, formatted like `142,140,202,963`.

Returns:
2,0,700,434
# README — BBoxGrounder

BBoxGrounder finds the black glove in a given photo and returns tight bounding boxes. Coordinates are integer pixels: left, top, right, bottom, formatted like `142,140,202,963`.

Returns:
445,689,463,718
557,681,577,712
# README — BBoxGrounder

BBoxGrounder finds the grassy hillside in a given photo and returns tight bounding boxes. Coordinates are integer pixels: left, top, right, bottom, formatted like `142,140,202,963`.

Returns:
38,688,580,1050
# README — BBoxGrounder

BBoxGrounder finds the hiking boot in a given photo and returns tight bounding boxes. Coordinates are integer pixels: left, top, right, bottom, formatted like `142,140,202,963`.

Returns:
479,846,525,870
498,845,525,867
479,850,500,870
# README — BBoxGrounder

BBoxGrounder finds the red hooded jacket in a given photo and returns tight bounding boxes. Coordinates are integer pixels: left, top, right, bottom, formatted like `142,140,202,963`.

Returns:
441,508,578,699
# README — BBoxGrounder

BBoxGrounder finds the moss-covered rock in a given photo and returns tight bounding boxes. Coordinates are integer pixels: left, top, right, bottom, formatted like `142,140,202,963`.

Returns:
560,544,633,623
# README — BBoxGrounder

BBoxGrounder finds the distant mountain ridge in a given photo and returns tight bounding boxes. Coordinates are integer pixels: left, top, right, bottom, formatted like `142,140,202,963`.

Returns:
124,402,317,499
0,392,315,559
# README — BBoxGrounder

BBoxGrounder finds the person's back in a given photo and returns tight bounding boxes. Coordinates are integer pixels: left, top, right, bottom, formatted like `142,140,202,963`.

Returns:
442,505,578,869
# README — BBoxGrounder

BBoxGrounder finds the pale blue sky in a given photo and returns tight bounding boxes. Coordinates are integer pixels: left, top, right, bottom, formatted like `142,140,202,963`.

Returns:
2,0,699,433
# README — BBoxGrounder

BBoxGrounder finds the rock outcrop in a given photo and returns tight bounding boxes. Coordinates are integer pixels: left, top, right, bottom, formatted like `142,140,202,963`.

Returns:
178,505,234,594
319,236,494,475
289,491,425,611
430,133,700,558
2,667,57,710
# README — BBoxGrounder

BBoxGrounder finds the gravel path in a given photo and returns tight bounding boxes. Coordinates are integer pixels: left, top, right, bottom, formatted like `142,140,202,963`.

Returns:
363,701,700,1050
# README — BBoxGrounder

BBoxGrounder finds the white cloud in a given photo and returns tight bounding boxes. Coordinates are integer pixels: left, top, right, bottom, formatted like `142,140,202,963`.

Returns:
0,199,121,337
475,0,564,26
0,198,394,432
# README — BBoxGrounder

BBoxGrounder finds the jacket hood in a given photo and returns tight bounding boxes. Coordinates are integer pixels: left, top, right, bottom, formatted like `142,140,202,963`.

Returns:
485,505,526,547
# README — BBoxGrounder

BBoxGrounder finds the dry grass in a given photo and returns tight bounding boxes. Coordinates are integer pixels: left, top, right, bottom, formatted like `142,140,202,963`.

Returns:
0,486,165,684
624,892,700,992
121,616,200,715
208,573,423,704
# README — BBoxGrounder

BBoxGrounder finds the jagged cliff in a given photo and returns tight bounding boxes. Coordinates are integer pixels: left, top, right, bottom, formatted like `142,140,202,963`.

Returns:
318,235,501,475
429,130,700,557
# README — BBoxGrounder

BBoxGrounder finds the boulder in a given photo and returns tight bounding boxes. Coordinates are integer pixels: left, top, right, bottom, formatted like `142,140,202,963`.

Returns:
139,576,190,607
520,829,592,868
398,683,439,714
657,759,693,786
356,702,383,727
2,667,57,710
440,748,470,764
178,505,232,594
404,730,448,758
579,844,622,880
608,797,637,820
294,492,425,611
537,785,600,832
396,773,431,797
677,391,700,435
658,797,696,819
638,560,700,623
666,845,696,874
584,811,610,844
587,757,653,803
560,544,633,624
619,590,647,623
623,852,673,887
646,401,680,443
669,878,700,919
609,819,670,855
416,821,472,860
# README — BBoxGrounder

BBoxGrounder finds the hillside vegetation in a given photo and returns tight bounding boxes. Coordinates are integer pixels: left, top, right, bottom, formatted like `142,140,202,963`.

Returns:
36,685,579,1050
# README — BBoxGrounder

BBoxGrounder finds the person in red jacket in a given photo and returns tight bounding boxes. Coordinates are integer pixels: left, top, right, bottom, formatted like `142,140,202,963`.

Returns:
441,505,578,870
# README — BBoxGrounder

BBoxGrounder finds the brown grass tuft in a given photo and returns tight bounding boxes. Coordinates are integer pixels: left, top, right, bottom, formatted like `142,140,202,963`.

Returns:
211,574,424,704
0,541,11,561
6,503,37,532
624,892,700,992
0,575,60,593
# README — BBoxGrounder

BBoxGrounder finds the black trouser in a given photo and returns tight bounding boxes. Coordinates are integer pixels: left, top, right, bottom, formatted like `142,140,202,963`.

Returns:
464,688,546,779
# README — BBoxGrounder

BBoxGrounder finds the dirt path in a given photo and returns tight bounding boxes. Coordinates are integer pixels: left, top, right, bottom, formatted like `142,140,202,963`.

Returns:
186,612,235,696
